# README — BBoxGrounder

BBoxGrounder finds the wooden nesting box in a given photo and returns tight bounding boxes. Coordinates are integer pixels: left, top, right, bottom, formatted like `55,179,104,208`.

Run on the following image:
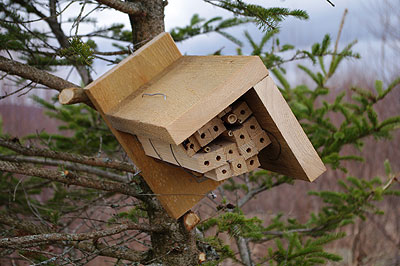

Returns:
83,32,326,219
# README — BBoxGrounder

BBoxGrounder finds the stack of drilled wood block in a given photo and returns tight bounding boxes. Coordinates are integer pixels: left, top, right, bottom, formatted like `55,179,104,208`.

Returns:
137,100,271,181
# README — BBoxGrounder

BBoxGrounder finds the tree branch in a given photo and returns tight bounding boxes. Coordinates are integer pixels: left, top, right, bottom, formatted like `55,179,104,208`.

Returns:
0,214,154,262
0,138,137,174
0,221,163,248
0,160,145,200
0,155,130,183
95,0,144,15
0,55,76,93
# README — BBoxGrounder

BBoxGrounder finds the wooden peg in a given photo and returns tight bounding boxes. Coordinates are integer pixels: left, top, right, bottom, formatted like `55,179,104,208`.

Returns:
246,156,260,172
232,101,252,123
222,113,238,125
243,116,262,138
251,130,271,152
230,157,248,176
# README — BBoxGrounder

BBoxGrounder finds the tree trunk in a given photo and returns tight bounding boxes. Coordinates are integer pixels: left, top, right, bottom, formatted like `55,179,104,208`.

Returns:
127,1,201,265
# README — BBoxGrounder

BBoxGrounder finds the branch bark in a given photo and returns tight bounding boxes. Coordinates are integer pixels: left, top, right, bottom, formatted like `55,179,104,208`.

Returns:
0,155,130,183
0,221,163,248
95,0,144,15
0,214,153,262
0,160,145,200
0,55,76,93
0,138,137,174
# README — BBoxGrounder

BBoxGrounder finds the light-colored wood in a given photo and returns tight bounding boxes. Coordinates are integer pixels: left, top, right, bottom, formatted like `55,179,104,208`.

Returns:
183,211,200,231
231,126,251,146
232,101,252,124
243,76,326,181
194,128,213,147
243,116,262,138
204,163,232,181
218,106,232,118
230,157,248,176
222,113,238,124
181,135,201,157
84,33,222,219
209,117,226,139
238,140,258,160
106,55,268,145
137,136,226,173
246,156,260,172
251,130,271,152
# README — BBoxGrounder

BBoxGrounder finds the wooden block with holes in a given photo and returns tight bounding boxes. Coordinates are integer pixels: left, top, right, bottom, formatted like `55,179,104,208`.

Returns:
232,101,252,123
82,32,326,219
251,130,271,151
204,164,233,181
243,116,263,138
246,156,260,172
181,136,201,157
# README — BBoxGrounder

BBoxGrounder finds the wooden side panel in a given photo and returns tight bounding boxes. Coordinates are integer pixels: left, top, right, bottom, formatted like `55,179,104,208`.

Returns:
243,76,326,182
85,33,221,219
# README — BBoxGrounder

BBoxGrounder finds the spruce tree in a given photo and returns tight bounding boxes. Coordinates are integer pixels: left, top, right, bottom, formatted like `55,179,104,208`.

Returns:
0,1,399,265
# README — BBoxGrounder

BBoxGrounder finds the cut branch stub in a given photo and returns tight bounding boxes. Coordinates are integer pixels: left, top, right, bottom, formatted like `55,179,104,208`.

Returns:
59,87,94,108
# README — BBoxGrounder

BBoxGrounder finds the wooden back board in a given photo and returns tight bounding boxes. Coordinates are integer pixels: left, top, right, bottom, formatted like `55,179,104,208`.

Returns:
84,33,222,219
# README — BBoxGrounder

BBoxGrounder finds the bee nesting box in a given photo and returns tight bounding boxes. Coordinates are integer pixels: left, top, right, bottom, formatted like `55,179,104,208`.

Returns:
83,32,326,219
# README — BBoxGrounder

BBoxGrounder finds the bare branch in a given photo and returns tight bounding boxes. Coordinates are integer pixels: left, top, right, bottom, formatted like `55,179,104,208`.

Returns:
0,222,163,248
0,213,152,262
0,160,144,200
0,213,51,235
95,0,144,15
0,138,137,174
0,155,130,183
0,55,76,93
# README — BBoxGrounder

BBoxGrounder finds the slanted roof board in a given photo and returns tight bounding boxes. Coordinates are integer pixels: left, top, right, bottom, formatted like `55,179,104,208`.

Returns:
106,56,268,145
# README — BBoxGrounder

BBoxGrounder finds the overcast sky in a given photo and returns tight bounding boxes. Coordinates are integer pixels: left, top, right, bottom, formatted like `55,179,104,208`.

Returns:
2,0,397,105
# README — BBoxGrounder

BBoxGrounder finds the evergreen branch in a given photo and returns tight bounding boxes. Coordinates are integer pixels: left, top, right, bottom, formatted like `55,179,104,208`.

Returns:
0,155,130,183
0,138,136,174
0,55,77,92
0,222,163,248
0,160,145,200
0,214,153,262
95,0,144,15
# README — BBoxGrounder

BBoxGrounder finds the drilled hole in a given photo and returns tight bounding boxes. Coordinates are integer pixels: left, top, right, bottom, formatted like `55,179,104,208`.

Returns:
240,110,245,115
213,126,219,132
216,156,221,161
204,161,210,166
260,138,265,143
228,149,233,154
240,134,245,139
237,164,242,169
250,125,256,130
190,144,194,149
222,169,227,174
246,148,251,153
250,160,254,165
200,133,206,139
